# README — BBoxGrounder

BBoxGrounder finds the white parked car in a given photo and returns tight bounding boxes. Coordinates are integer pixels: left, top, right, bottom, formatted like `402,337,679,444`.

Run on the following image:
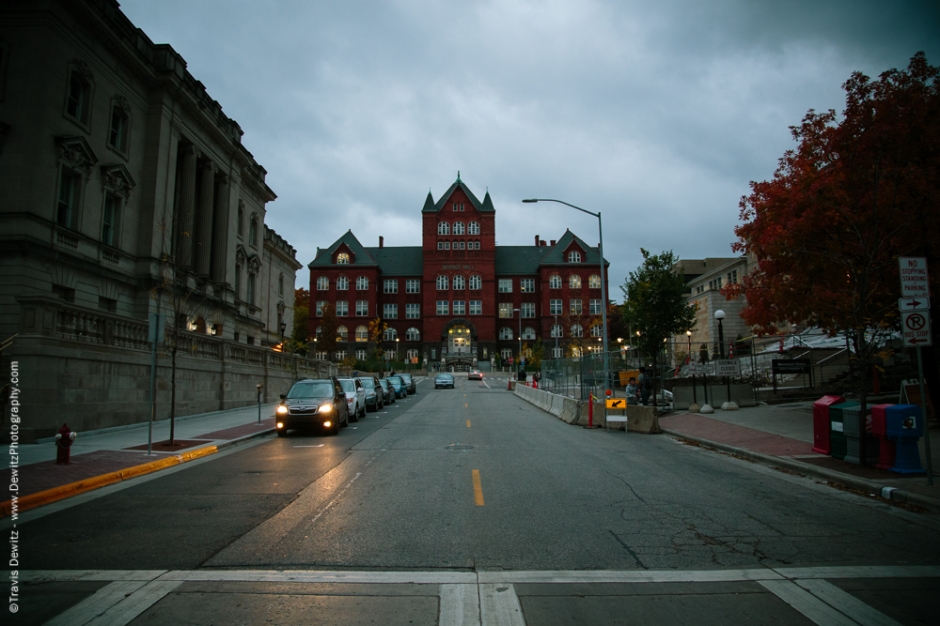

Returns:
337,378,367,422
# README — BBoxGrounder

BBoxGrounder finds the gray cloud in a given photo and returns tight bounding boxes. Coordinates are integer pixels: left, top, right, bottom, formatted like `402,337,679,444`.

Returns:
120,0,938,291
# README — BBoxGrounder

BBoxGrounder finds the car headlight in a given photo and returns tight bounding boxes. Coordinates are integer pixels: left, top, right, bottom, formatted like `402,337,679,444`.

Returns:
318,403,333,413
276,405,288,415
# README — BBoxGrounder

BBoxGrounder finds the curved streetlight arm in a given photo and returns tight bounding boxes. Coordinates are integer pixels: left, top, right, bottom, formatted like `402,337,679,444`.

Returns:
522,197,610,401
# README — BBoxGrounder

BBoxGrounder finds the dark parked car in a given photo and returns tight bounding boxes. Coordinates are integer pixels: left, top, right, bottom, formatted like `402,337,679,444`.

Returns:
434,373,455,389
276,377,349,436
356,376,384,412
377,378,395,404
399,372,417,394
386,375,407,398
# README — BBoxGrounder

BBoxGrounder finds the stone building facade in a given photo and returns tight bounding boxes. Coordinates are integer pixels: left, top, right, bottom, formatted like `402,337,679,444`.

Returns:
309,177,610,370
0,0,308,440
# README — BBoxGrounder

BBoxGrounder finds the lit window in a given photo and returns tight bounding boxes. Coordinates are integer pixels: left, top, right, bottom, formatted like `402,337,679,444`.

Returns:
317,276,329,290
498,303,513,318
355,325,368,342
589,274,601,289
520,278,535,293
337,326,348,341
570,299,582,315
569,275,582,289
337,252,350,264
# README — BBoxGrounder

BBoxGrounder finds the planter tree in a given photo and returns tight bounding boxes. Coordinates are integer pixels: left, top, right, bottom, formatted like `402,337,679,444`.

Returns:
727,53,940,463
621,249,697,406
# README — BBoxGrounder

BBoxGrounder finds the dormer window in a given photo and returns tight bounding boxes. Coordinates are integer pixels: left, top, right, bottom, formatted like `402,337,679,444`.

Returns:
568,251,582,263
337,252,350,264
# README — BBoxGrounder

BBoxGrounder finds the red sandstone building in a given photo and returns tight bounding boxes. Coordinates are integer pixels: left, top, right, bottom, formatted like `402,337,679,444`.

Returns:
308,177,609,370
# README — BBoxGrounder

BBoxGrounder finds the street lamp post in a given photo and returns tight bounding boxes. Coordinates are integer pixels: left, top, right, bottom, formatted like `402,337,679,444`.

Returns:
687,330,699,411
523,198,609,410
714,310,738,410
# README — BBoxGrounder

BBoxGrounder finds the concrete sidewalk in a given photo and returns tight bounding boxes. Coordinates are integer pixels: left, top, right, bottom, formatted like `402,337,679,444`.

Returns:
659,401,940,511
2,403,279,517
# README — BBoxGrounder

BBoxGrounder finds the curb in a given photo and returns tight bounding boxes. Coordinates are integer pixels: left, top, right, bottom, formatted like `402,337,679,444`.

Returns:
0,427,275,519
661,427,940,512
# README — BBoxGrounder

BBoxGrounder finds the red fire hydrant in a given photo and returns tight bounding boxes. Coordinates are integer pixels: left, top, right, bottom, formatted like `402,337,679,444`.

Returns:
55,423,76,465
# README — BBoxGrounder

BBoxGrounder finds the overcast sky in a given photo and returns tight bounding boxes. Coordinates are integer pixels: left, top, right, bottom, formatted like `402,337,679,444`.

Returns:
120,0,938,295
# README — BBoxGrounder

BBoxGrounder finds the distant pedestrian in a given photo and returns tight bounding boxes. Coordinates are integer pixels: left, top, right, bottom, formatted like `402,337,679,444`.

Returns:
638,367,652,406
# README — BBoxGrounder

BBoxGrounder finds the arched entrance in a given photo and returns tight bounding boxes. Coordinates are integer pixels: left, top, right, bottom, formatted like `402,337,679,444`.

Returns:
441,319,477,371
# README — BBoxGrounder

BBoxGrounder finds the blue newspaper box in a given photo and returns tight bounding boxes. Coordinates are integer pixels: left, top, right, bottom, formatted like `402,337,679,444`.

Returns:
884,404,925,474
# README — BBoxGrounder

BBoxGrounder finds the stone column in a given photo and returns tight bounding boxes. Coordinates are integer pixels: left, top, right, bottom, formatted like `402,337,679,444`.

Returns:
211,173,230,283
193,159,216,277
175,145,198,269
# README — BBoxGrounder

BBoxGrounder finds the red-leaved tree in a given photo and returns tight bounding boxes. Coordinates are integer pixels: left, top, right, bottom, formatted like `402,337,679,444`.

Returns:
727,53,940,461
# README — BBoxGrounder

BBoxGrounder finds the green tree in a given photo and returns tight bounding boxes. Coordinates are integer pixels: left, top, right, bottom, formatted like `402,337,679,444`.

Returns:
621,249,697,405
292,287,309,355
368,317,388,362
317,302,339,359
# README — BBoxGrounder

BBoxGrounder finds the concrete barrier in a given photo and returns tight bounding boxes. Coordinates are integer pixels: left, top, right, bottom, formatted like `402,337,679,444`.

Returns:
672,384,756,410
549,394,563,417
559,397,581,424
512,387,662,434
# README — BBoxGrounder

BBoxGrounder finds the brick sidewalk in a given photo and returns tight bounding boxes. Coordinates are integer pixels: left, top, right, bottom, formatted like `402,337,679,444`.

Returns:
659,413,815,457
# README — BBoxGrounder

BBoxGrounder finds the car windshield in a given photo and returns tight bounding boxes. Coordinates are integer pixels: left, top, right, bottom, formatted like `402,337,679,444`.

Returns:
400,374,413,381
358,378,375,389
378,380,390,388
388,378,402,387
287,381,334,399
339,379,357,393
437,374,454,380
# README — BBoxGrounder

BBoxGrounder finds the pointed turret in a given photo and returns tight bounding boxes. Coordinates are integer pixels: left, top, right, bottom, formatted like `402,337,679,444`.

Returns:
481,189,495,213
422,190,436,213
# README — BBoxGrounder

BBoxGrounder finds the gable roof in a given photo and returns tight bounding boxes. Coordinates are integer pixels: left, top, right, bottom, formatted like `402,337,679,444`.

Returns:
308,230,378,268
422,175,495,214
538,229,606,266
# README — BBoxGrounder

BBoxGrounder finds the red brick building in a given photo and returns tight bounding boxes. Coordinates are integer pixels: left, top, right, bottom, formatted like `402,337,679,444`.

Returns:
308,176,609,370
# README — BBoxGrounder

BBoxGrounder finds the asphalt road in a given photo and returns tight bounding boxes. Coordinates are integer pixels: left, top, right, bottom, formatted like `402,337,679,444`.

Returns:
10,376,940,625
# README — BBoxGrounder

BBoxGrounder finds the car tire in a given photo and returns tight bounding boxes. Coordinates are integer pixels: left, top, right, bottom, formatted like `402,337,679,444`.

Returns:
276,428,287,437
359,404,366,420
350,406,359,422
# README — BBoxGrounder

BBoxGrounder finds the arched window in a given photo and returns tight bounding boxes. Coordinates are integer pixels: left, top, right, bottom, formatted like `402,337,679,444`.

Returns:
569,275,582,289
356,276,369,290
337,252,350,264
469,275,482,290
336,276,349,290
406,327,421,341
337,326,349,341
522,327,536,340
549,274,562,289
436,275,449,290
384,327,398,341
317,276,329,290
551,324,563,338
406,349,419,361
453,221,465,235
590,323,603,337
568,251,581,263
452,275,465,290
499,327,514,340
355,325,369,342
468,221,480,235
438,222,450,235
589,274,601,289
570,324,583,337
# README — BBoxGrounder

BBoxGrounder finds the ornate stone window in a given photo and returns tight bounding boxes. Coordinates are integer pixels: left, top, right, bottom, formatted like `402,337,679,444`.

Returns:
100,164,135,247
64,59,94,128
55,136,98,230
107,96,131,155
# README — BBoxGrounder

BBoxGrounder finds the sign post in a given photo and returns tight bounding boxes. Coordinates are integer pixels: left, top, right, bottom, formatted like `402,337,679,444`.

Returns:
898,257,933,484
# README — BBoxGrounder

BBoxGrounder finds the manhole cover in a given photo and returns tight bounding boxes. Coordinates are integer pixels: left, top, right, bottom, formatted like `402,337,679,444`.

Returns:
445,443,474,450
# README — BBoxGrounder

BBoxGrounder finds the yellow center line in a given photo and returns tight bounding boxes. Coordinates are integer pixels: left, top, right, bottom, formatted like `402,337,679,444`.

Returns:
466,419,471,428
472,469,484,506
